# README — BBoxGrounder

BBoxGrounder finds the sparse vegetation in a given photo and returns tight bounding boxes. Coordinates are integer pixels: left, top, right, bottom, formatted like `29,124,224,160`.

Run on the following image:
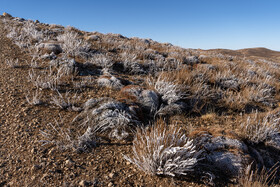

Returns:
240,113,280,144
1,13,280,186
237,163,280,187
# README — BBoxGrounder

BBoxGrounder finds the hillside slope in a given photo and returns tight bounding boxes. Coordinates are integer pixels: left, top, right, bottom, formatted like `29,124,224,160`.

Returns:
207,47,280,61
0,14,280,186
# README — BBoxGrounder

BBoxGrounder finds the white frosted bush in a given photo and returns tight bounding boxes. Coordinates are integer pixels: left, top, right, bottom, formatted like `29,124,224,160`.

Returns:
57,30,90,57
241,113,280,144
147,75,186,104
124,122,202,176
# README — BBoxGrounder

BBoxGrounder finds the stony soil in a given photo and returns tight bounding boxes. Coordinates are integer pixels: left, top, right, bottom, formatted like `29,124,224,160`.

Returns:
0,19,208,187
1,17,280,187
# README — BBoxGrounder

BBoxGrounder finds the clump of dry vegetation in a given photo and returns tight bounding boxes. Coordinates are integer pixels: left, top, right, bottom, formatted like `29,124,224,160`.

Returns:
124,120,203,177
1,13,280,186
238,163,280,187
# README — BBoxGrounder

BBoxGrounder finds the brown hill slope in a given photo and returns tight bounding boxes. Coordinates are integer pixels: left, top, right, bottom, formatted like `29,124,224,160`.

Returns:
206,47,280,61
238,47,280,58
0,13,280,186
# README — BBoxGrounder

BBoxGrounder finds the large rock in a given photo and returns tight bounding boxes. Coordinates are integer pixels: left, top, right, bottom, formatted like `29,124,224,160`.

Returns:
37,42,62,55
86,35,100,41
183,56,200,65
119,85,159,114
190,128,252,178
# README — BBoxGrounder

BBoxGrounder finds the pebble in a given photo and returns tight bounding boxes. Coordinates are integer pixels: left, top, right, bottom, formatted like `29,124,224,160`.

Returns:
7,181,14,186
31,164,42,172
41,173,49,180
79,180,86,186
79,180,90,187
48,148,56,155
108,182,113,187
65,159,74,167
109,172,115,178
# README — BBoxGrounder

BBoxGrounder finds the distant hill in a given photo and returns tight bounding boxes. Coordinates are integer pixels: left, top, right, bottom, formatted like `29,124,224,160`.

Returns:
237,47,280,59
206,47,280,61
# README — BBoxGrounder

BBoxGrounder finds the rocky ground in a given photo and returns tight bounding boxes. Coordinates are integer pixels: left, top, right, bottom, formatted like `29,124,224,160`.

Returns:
0,14,280,187
0,15,206,187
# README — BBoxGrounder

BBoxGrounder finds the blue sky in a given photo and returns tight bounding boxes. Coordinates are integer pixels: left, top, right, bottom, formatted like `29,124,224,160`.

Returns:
1,0,280,51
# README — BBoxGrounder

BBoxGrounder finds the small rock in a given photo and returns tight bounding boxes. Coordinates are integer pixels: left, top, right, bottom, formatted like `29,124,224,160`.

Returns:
31,148,37,154
86,35,100,41
37,42,62,55
3,12,12,17
126,161,131,165
41,173,49,180
32,164,42,172
62,182,70,187
108,182,113,187
41,52,57,60
48,148,55,155
65,159,74,167
109,172,115,178
7,181,14,186
79,180,90,187
40,162,46,168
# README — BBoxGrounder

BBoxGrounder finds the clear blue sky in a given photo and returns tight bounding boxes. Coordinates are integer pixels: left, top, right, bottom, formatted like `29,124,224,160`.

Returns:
1,0,280,51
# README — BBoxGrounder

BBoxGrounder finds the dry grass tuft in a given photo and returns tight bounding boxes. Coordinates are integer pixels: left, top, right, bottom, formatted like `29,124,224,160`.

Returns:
237,163,279,187
239,113,280,144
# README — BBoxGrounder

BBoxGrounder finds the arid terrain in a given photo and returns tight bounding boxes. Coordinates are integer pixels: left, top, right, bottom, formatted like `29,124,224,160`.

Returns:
0,13,280,187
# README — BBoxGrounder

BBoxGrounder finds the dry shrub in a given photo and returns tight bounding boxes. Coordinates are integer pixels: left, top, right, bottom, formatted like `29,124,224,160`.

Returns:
146,73,187,104
124,119,203,176
57,29,90,58
239,113,280,144
237,163,279,187
40,119,96,152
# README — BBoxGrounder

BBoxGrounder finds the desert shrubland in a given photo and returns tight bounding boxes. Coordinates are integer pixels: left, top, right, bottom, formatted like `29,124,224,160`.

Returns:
2,14,280,186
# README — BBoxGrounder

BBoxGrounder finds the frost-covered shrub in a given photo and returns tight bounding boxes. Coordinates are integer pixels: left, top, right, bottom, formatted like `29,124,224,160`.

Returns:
97,75,124,90
50,90,81,111
87,53,114,69
40,122,96,152
120,52,146,74
57,30,90,57
249,83,276,107
90,101,140,139
6,20,44,49
215,72,241,91
25,90,43,106
74,127,97,153
144,58,183,73
74,99,141,140
124,121,202,176
147,75,186,104
5,59,20,68
146,75,187,116
28,68,61,90
240,113,280,144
